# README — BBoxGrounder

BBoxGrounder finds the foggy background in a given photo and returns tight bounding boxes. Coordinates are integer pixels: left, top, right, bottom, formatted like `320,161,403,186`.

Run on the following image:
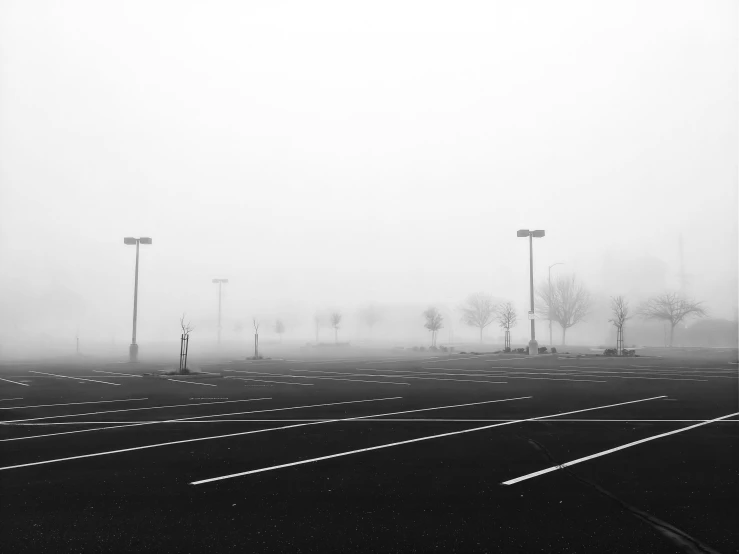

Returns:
0,0,736,357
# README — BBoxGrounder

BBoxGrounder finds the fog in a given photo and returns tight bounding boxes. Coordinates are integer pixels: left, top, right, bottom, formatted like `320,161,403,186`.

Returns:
0,1,736,357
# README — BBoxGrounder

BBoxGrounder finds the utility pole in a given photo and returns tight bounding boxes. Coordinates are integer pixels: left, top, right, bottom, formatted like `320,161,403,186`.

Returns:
212,279,229,345
517,229,545,355
124,237,152,362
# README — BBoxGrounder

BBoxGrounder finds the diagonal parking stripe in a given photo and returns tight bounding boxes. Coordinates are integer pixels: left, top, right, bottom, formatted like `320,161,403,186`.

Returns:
501,411,739,485
0,397,400,442
189,395,667,485
281,369,507,385
0,398,148,411
0,398,270,424
28,371,121,385
0,396,525,470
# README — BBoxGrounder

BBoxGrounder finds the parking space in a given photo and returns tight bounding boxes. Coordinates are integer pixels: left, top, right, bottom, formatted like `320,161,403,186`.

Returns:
1,348,737,552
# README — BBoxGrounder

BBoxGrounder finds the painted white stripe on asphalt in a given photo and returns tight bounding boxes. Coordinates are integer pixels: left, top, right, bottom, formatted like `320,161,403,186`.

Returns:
29,371,120,386
167,379,217,387
496,376,607,383
0,377,30,386
93,370,143,377
0,398,24,402
225,377,313,386
16,418,739,425
495,371,707,382
0,397,401,442
189,396,667,484
227,371,410,386
285,369,507,385
0,398,148,411
0,398,271,423
501,411,739,485
0,397,523,468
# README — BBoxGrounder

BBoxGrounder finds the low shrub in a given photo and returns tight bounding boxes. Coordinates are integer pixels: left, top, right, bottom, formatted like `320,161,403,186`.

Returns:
603,348,618,356
623,349,636,357
503,347,511,353
551,347,557,354
538,346,548,354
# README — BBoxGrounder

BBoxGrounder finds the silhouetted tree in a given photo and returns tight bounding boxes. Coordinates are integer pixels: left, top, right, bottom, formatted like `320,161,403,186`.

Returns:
609,296,631,355
423,306,444,347
638,292,706,347
496,302,517,351
274,319,285,343
536,275,591,345
360,304,381,339
460,293,497,343
330,311,342,344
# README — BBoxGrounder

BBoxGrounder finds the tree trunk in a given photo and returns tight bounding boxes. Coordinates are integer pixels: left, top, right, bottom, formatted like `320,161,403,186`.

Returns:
479,327,483,344
254,333,259,358
561,326,567,346
669,323,675,347
335,328,338,344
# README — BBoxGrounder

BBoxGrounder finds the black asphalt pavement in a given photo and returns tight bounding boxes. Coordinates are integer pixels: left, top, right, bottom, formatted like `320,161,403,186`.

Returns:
1,347,737,553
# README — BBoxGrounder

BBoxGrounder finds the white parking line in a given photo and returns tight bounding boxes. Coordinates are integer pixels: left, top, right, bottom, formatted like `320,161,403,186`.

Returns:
167,379,217,387
0,377,30,386
0,397,401,442
494,376,607,383
0,396,523,469
189,395,667,484
501,411,739,485
17,418,739,425
285,369,507,385
93,370,143,377
0,398,148,411
0,398,24,402
227,371,410,386
225,377,313,386
495,371,707,382
0,398,271,424
28,371,120,386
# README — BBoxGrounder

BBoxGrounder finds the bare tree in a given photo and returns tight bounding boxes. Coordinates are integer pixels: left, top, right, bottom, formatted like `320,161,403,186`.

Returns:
360,304,381,339
253,318,260,358
609,295,631,355
423,306,444,347
179,313,194,374
460,293,497,343
274,319,285,343
496,302,517,351
330,311,342,344
536,275,591,345
638,292,706,347
180,313,195,335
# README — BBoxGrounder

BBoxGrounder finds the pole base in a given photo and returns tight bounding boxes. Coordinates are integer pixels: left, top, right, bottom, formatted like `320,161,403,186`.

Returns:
528,339,539,356
129,343,139,363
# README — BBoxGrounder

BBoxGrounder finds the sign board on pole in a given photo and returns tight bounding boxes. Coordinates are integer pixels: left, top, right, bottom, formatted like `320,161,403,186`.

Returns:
527,311,535,320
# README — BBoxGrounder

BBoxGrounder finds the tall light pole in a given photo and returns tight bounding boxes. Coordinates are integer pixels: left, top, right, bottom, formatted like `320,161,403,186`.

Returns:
124,237,152,362
548,262,564,347
517,229,545,355
212,279,229,345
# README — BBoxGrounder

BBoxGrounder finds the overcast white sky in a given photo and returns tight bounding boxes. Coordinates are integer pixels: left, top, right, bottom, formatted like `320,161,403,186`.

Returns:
0,0,736,347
